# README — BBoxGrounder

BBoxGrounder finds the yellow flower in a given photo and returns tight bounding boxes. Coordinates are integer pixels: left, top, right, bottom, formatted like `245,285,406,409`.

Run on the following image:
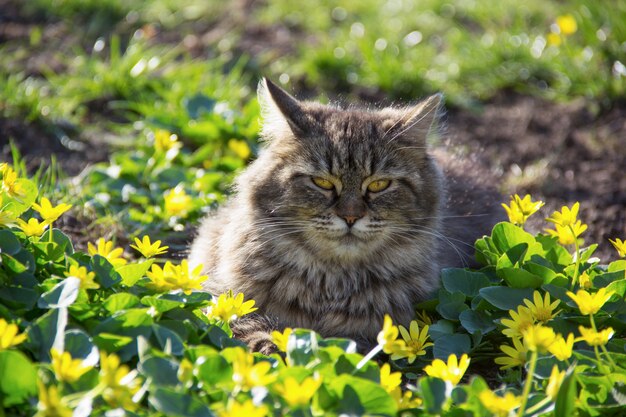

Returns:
546,202,581,227
479,389,522,417
0,318,27,349
153,130,181,154
501,194,544,226
146,260,208,295
579,271,593,289
34,381,73,417
609,238,626,258
274,376,322,406
32,197,72,223
495,338,527,370
219,399,268,417
164,185,192,217
231,347,276,390
178,358,194,385
547,33,562,47
377,314,407,354
390,387,422,410
546,365,566,400
522,324,557,353
228,139,251,160
578,326,614,347
545,221,587,246
99,352,142,410
424,353,470,386
271,327,292,352
88,238,127,267
548,333,575,361
501,306,535,339
207,291,257,322
17,218,48,237
556,14,578,36
65,265,100,290
51,348,92,383
566,288,615,315
380,363,402,393
523,291,560,322
1,165,25,198
391,320,432,363
0,209,18,227
130,235,169,258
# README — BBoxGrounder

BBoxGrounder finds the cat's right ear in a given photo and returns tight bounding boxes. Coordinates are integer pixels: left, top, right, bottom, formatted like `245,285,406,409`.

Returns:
257,78,307,140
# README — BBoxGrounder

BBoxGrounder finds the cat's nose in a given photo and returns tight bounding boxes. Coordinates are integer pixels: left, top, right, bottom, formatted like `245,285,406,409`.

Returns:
342,215,361,227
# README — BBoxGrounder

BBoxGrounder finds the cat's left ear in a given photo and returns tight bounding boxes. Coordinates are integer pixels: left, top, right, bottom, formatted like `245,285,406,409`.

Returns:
393,93,443,144
257,78,308,140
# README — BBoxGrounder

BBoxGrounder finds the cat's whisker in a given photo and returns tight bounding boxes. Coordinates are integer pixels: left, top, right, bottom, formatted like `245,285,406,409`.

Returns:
388,227,469,268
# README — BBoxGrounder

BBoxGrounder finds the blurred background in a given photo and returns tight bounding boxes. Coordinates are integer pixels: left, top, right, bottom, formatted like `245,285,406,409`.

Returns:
0,0,624,259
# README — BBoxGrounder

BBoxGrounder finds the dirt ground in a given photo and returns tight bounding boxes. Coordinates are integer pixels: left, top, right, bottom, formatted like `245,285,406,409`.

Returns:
1,1,625,262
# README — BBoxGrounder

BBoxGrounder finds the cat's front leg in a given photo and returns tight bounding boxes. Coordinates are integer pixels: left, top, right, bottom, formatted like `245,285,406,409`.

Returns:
230,314,280,355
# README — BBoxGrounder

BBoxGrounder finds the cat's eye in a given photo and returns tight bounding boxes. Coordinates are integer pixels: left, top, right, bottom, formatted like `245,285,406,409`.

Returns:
367,179,391,193
312,177,335,190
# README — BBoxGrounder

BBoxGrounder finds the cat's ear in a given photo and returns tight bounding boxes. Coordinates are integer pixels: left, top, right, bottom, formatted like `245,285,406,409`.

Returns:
257,78,307,140
391,93,443,144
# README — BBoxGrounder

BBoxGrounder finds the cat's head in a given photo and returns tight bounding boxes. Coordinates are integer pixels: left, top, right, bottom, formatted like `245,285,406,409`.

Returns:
244,78,444,262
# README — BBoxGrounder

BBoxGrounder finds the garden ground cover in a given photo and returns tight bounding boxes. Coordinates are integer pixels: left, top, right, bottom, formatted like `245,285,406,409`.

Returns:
1,0,626,416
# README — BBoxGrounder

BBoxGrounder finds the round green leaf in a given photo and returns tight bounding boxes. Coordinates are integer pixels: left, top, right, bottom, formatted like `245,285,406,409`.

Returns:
0,350,37,407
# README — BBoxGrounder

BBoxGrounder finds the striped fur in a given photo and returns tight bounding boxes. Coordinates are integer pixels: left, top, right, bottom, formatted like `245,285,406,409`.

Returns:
189,79,499,351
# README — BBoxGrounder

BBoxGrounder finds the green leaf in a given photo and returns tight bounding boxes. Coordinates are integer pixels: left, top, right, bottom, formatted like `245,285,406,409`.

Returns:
141,295,182,314
606,279,626,298
428,320,455,340
103,293,140,313
93,333,134,352
608,260,626,274
499,267,544,289
496,243,528,269
329,375,396,416
491,222,536,253
38,277,80,309
440,269,491,297
0,286,38,310
459,309,496,335
26,307,68,361
64,329,99,364
1,253,28,273
149,386,214,417
436,290,469,320
139,356,180,386
40,229,74,255
0,350,37,407
554,366,577,417
420,377,448,414
116,260,154,286
433,334,471,359
184,93,216,119
152,324,184,356
2,178,37,216
287,329,320,366
195,353,232,386
479,286,535,310
90,255,122,288
0,230,21,255
334,354,379,382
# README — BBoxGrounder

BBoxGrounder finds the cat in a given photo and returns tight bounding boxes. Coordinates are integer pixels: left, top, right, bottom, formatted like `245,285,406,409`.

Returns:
188,78,500,353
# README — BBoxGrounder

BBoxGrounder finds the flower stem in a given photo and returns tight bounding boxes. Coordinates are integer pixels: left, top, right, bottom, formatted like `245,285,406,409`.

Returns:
48,221,54,244
356,344,383,370
590,314,617,369
569,225,581,287
517,350,538,417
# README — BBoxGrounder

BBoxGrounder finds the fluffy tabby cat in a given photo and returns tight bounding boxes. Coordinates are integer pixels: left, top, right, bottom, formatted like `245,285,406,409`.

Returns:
188,78,499,353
